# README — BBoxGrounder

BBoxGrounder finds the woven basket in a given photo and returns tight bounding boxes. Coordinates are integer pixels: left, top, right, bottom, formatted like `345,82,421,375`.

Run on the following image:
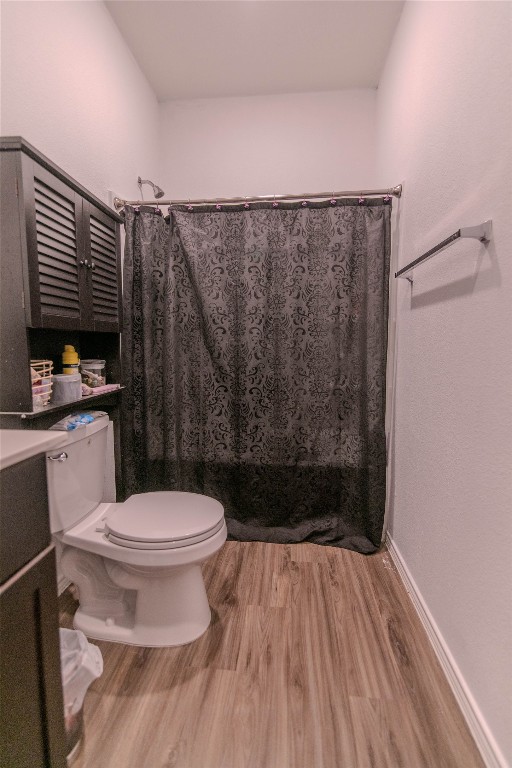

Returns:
30,359,53,407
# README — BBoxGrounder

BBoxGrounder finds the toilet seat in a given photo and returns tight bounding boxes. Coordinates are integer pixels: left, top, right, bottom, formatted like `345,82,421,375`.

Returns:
104,491,225,550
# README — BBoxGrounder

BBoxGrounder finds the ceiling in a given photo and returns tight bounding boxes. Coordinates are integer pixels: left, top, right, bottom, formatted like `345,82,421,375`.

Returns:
105,0,404,102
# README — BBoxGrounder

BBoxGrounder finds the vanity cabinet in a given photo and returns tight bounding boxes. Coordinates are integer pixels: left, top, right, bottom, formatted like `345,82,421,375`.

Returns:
0,547,67,768
0,438,68,768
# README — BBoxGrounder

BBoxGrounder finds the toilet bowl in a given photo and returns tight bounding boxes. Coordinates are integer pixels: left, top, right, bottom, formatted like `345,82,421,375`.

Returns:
46,417,226,647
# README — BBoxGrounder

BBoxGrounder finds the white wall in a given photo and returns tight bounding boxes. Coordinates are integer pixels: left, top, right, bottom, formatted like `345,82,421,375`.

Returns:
378,2,512,765
0,0,160,204
159,89,377,199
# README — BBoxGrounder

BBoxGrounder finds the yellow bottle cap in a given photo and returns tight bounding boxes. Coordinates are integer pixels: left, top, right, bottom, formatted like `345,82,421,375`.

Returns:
62,345,79,364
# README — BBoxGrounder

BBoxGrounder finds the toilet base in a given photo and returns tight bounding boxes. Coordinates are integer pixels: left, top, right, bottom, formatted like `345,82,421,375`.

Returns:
73,604,211,647
61,547,214,647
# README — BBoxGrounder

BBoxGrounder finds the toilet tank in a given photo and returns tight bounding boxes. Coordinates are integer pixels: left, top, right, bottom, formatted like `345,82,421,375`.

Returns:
46,417,109,533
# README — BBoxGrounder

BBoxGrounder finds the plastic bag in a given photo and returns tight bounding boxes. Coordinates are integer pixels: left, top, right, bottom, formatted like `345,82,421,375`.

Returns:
50,411,108,432
59,628,103,715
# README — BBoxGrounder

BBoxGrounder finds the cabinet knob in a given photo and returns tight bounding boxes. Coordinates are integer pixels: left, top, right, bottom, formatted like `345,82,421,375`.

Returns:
90,262,95,270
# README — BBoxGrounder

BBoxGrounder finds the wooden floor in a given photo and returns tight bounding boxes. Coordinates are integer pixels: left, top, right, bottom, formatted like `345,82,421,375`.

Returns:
60,541,484,768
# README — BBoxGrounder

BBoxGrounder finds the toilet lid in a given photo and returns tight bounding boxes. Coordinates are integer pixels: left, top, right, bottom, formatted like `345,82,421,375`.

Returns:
105,492,225,550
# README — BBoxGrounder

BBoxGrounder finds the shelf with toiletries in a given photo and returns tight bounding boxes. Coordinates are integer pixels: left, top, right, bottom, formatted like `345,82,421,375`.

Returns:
2,325,122,415
9,386,125,421
0,326,124,497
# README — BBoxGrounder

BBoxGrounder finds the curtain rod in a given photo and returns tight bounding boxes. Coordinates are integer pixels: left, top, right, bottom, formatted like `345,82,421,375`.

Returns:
113,184,402,212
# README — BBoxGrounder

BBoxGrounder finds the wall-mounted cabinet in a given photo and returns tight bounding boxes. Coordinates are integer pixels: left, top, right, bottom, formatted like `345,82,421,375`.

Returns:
0,137,123,414
5,137,122,333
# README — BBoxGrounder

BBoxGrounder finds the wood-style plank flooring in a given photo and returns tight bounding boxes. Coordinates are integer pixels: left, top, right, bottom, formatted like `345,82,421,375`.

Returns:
60,541,484,768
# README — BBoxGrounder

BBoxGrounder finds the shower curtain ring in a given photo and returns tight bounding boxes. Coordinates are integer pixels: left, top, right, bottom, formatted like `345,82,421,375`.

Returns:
272,195,279,208
330,193,337,205
244,197,250,209
187,200,193,211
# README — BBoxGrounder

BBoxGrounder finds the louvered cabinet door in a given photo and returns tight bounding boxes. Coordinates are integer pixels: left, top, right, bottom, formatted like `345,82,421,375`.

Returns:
84,201,122,332
22,157,85,330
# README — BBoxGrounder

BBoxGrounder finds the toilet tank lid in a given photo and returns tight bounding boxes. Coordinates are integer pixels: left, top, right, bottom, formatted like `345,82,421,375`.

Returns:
106,491,225,543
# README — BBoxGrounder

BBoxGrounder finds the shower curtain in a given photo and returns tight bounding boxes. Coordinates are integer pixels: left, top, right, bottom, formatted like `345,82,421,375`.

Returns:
122,198,391,553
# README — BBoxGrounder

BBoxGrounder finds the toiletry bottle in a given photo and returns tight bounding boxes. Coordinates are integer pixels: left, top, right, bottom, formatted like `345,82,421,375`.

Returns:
62,344,80,374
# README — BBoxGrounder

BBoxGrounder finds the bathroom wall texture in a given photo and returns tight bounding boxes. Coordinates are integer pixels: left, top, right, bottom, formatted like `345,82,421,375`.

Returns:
159,89,377,199
377,2,512,765
0,0,160,204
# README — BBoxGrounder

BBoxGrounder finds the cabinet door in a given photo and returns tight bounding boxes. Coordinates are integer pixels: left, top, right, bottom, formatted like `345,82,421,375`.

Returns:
0,454,50,583
19,155,121,334
0,547,67,768
21,156,87,330
83,201,122,333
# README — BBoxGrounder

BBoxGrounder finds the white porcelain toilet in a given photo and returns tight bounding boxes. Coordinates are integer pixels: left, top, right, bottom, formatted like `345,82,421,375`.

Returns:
46,416,227,647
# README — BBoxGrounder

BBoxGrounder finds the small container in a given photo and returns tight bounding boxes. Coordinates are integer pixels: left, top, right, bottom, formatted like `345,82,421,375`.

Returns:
51,373,82,405
79,360,106,388
62,345,80,375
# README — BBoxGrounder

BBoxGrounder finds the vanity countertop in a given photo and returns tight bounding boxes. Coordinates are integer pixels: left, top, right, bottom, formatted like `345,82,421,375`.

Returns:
0,430,67,471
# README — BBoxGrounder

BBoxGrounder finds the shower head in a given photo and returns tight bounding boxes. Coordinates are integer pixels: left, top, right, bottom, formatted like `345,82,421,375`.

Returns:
137,176,165,200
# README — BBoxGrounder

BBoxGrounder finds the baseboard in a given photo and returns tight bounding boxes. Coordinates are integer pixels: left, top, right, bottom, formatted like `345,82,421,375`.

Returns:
385,533,508,768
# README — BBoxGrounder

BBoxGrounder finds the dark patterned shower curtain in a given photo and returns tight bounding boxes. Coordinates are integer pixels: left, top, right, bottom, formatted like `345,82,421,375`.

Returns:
122,199,391,553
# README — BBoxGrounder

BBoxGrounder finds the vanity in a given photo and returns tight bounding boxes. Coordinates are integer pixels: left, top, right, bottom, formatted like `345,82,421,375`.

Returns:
0,430,68,768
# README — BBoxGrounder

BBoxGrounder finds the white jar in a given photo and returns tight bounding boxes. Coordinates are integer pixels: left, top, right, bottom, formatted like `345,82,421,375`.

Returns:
51,374,82,404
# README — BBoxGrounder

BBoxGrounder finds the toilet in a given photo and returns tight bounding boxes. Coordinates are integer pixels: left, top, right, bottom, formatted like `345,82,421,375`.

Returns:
46,415,227,647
